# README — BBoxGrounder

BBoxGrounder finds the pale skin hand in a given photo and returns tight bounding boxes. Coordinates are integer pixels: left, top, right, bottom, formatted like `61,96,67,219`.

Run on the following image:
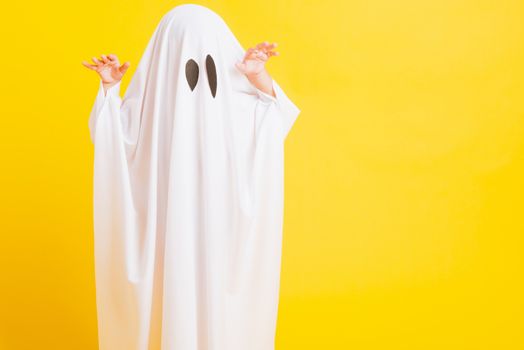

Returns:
82,54,130,96
235,41,279,98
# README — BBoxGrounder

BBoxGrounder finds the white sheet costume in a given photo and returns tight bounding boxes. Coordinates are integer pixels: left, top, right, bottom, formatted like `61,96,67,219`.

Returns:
88,4,300,350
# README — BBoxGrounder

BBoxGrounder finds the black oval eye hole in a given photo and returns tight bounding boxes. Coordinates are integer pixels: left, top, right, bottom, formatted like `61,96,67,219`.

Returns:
185,59,199,91
206,54,217,98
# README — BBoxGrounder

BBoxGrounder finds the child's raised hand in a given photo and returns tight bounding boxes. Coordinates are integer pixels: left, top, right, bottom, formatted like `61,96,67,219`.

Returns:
82,54,130,86
235,41,279,77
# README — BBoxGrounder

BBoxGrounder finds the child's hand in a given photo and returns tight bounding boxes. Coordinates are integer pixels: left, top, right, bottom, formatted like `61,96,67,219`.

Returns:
82,54,130,88
235,42,279,77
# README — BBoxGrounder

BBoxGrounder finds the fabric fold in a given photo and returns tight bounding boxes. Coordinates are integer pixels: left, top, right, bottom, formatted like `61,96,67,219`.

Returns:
252,79,301,139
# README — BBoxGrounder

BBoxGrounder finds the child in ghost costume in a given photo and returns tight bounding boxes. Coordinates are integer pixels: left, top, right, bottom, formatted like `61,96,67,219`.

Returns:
82,4,300,350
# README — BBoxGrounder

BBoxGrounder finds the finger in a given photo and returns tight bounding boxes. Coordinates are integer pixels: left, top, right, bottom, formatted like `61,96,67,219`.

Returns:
244,49,258,61
257,41,277,53
92,57,101,65
266,42,278,51
119,61,130,75
82,61,97,70
256,41,270,50
244,47,255,58
108,54,120,66
247,51,260,61
100,54,110,64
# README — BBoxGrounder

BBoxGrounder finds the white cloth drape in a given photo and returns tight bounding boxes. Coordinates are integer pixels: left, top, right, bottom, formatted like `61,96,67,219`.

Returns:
88,4,300,350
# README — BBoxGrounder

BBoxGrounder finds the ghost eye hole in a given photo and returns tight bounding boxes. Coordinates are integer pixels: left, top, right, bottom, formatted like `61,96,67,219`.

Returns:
185,59,199,91
206,54,217,98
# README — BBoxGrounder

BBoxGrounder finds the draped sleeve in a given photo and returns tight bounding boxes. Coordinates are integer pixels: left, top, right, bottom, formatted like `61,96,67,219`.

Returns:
252,79,300,140
88,80,122,144
87,77,144,349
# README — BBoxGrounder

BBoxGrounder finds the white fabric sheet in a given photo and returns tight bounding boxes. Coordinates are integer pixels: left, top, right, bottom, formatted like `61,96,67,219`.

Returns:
88,4,300,350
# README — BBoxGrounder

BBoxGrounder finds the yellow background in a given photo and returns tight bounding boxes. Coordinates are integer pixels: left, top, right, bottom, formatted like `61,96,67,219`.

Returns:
1,0,523,349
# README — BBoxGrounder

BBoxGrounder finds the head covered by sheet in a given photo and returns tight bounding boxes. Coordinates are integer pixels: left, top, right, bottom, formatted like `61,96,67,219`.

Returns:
119,4,260,149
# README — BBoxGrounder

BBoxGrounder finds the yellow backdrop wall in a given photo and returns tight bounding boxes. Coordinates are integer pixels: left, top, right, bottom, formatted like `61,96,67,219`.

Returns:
1,0,523,349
